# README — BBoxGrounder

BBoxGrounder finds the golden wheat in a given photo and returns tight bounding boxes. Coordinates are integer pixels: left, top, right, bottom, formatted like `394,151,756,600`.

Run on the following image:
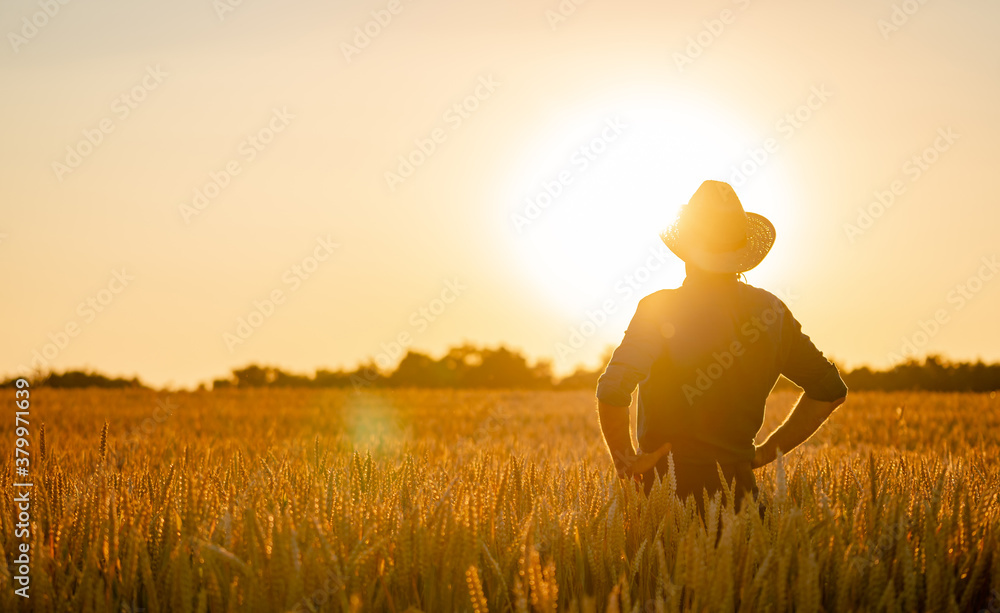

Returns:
1,388,998,611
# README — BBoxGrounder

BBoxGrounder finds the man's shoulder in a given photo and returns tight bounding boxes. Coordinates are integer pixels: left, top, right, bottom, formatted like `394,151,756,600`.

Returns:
638,288,679,307
736,285,802,329
740,283,792,310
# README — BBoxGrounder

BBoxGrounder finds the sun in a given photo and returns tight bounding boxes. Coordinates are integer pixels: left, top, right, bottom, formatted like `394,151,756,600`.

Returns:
505,97,795,314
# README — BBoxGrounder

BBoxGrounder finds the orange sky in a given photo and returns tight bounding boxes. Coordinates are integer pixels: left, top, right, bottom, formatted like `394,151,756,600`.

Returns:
2,0,998,388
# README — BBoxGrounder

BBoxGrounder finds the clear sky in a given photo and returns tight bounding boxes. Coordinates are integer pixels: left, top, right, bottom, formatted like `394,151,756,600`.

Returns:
2,0,998,388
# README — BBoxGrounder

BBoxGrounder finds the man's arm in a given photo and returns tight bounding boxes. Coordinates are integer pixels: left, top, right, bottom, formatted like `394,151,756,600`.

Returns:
751,392,846,468
596,294,671,477
759,299,849,467
598,400,634,474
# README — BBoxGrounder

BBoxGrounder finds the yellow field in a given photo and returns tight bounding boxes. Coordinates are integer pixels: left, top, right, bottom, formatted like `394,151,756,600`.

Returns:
2,389,999,612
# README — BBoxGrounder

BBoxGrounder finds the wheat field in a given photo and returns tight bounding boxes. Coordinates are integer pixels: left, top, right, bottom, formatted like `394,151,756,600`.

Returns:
1,388,998,612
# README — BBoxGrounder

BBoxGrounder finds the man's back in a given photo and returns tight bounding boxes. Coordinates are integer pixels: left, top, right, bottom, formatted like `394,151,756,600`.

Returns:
597,271,847,466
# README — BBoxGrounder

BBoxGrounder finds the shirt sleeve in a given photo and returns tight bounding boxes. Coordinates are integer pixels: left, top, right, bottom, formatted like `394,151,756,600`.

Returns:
596,295,666,407
778,303,848,401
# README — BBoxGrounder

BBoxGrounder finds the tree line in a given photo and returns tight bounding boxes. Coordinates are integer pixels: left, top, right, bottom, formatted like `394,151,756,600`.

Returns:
4,347,1000,392
0,371,144,389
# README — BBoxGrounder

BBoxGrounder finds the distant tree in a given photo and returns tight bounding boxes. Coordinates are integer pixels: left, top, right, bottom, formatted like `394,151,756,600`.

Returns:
347,361,387,390
271,369,313,387
232,365,273,387
31,371,146,389
554,366,601,390
313,369,354,387
440,344,483,384
460,346,552,389
842,356,1000,392
389,351,453,387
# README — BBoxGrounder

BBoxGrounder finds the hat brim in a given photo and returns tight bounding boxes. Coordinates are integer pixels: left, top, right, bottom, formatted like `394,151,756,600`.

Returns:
660,212,775,274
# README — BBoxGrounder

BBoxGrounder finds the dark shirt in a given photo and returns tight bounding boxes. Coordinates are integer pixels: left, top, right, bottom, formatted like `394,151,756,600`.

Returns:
596,272,847,466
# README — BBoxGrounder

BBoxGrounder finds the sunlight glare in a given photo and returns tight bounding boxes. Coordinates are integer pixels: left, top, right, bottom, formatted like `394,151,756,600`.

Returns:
506,99,778,312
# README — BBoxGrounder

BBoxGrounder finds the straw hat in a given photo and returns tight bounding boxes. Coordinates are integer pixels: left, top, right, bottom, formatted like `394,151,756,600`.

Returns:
660,180,775,274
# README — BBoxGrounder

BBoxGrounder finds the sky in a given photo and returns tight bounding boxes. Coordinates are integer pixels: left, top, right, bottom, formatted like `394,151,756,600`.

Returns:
1,0,998,388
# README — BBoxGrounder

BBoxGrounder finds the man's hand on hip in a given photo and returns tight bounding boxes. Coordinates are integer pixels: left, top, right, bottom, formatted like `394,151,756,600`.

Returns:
750,441,777,469
599,400,673,481
615,441,673,479
752,393,846,469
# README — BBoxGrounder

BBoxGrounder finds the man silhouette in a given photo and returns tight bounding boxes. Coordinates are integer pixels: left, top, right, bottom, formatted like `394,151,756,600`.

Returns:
596,180,848,510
